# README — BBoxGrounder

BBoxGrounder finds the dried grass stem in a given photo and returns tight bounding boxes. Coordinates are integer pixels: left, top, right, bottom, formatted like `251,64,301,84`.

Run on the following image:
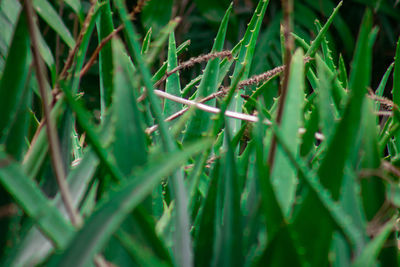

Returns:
154,50,233,87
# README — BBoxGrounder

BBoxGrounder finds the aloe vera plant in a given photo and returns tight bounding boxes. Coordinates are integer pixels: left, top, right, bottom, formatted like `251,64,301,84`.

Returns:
0,0,400,266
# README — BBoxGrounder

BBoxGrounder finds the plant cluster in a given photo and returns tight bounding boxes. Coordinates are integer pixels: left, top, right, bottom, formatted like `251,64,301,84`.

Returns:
0,0,400,266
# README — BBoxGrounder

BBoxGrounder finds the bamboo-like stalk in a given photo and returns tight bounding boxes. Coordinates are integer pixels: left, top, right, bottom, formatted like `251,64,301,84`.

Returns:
24,0,82,226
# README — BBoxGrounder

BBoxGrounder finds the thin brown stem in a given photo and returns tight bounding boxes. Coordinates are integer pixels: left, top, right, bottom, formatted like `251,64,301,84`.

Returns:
382,161,400,178
0,204,18,218
58,2,97,81
268,0,294,167
80,25,123,77
24,0,82,226
80,0,150,77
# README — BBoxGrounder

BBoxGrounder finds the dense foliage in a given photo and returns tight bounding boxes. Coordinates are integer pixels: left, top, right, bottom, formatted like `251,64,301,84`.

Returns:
0,0,400,266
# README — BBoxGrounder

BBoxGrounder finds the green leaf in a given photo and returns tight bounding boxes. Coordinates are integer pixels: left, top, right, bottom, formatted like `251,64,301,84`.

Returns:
229,0,269,135
2,71,32,160
22,99,64,179
68,2,102,94
115,229,171,267
114,0,174,153
213,128,243,266
293,10,374,265
305,1,343,58
270,122,365,255
0,10,30,141
97,0,114,119
64,0,83,21
141,0,173,36
300,104,319,157
0,0,20,26
193,0,231,24
146,18,180,66
338,54,349,89
392,37,400,108
152,39,191,84
316,54,337,139
114,5,195,266
141,28,152,55
33,0,75,49
187,64,245,233
112,38,147,175
183,3,232,142
270,48,305,217
253,106,304,266
306,0,355,53
360,100,385,221
375,62,394,111
193,161,220,267
315,20,336,71
48,139,212,267
164,32,182,116
0,151,75,249
318,9,373,198
352,219,396,267
61,82,125,182
252,14,281,74
37,30,56,82
5,150,99,267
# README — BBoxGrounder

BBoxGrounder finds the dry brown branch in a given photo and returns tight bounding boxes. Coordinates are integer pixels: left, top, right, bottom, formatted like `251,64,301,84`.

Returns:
382,161,400,178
